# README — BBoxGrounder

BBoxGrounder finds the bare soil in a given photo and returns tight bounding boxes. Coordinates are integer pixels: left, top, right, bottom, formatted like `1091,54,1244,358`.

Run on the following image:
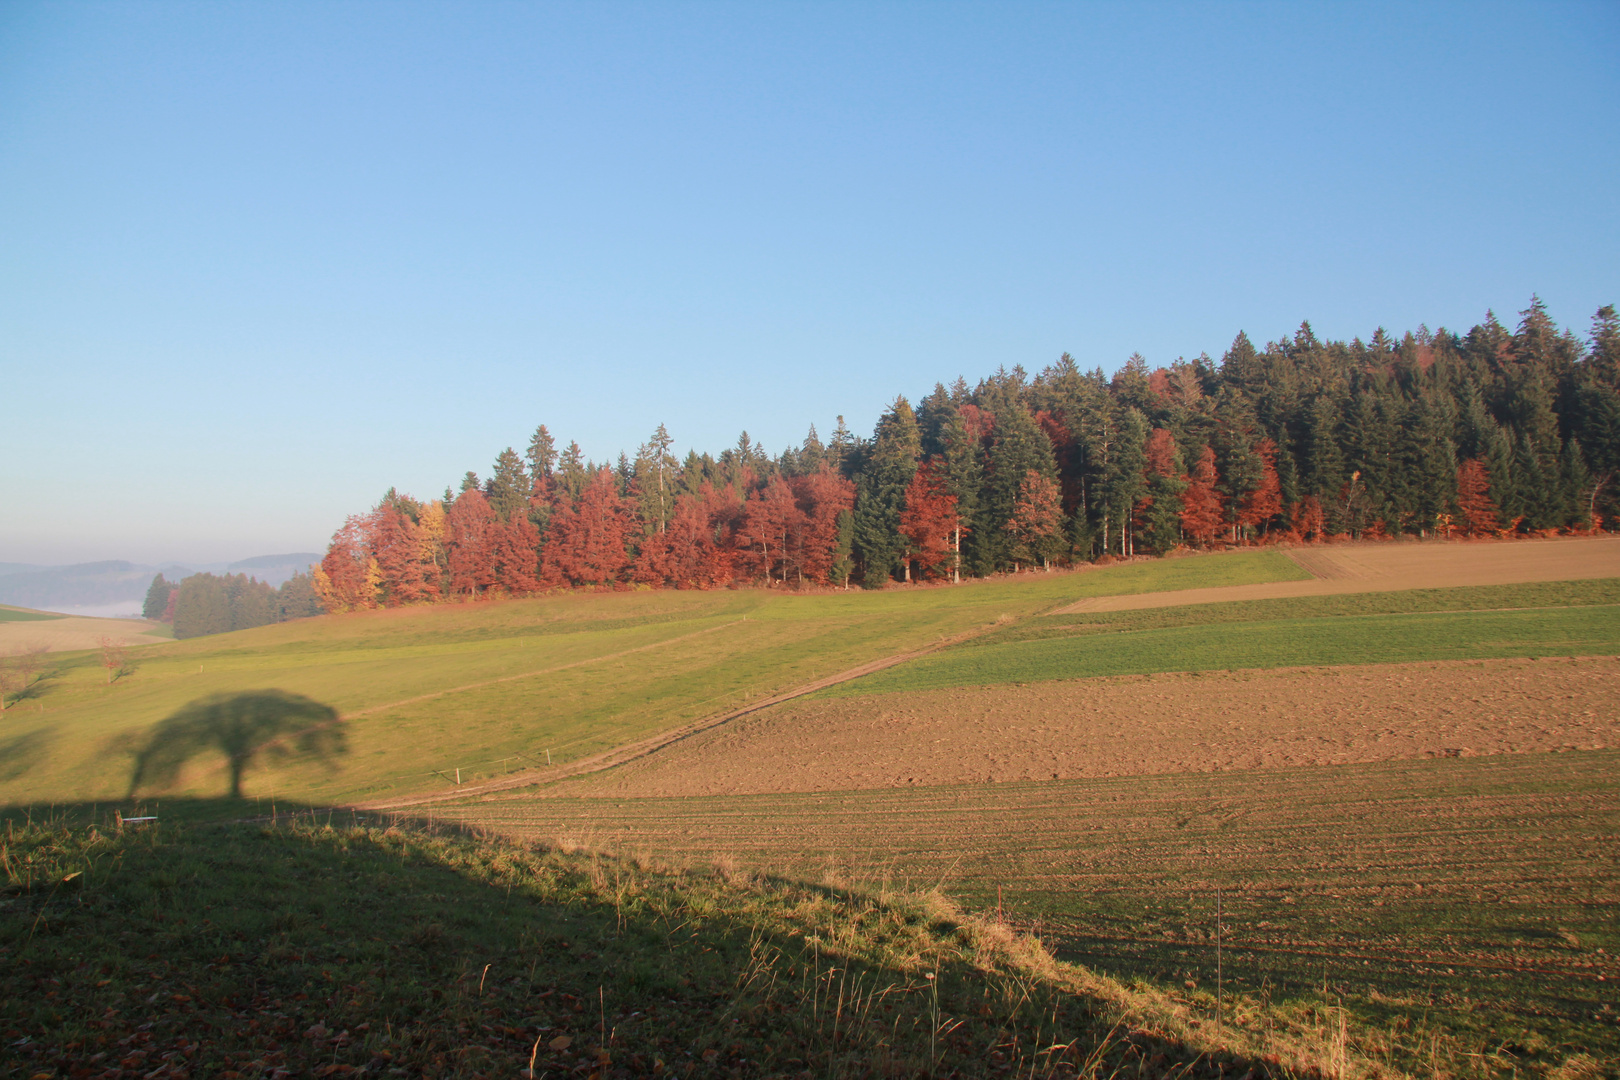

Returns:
0,615,170,653
1060,534,1620,613
567,655,1620,798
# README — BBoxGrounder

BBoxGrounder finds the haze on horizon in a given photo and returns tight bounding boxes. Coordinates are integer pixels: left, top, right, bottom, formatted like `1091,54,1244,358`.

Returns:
2,1,1616,566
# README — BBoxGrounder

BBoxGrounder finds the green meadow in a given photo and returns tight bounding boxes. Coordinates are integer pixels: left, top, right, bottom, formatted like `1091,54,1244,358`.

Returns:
0,550,1303,807
826,594,1620,697
0,605,63,623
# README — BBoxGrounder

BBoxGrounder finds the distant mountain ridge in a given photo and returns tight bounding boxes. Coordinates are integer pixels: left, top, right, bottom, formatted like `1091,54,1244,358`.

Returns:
0,553,320,614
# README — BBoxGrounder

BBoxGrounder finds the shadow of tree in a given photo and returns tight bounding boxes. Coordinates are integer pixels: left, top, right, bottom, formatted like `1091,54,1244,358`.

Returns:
128,690,346,799
0,801,1281,1079
0,730,54,783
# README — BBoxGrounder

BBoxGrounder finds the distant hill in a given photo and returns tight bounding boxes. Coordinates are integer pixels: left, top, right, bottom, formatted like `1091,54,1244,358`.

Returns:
0,553,319,615
225,553,320,585
0,561,158,612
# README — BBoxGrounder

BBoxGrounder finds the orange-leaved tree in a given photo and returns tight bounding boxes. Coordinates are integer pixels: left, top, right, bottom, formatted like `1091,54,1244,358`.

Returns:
1240,438,1284,538
794,465,856,586
1005,470,1064,570
899,458,963,581
446,489,498,597
1179,446,1224,545
313,516,376,612
1455,458,1501,536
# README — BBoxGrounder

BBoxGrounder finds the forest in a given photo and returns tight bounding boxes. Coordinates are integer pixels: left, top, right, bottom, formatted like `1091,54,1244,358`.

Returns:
311,298,1620,610
143,571,323,639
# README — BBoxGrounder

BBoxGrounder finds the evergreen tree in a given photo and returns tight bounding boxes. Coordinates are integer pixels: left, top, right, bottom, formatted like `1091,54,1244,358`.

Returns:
526,424,558,483
555,442,588,502
486,448,530,524
852,397,920,586
1101,408,1148,555
973,377,1056,570
634,424,680,536
143,574,175,620
276,572,324,620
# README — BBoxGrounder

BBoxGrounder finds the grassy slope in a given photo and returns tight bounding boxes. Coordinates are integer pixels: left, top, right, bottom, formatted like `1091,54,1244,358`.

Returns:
1,812,1324,1079
443,750,1620,1078
0,551,1303,807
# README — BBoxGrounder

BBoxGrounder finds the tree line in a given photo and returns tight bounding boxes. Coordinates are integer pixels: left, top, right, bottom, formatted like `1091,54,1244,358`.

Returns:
144,572,324,639
313,297,1620,609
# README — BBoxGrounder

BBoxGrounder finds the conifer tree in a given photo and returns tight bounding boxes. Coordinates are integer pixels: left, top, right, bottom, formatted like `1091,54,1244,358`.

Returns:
486,448,531,524
853,397,920,586
143,574,174,620
634,424,679,536
1139,428,1187,554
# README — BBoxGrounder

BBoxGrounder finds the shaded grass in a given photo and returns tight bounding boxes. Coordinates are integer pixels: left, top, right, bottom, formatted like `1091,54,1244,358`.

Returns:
826,604,1620,697
0,550,1306,807
442,750,1620,1078
1,807,1308,1079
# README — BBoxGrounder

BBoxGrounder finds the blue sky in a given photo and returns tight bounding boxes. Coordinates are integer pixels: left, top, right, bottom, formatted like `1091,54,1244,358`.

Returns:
3,1,1617,565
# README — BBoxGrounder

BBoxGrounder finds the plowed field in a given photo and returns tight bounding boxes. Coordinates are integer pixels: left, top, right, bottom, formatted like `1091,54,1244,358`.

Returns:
559,656,1620,798
435,750,1620,1060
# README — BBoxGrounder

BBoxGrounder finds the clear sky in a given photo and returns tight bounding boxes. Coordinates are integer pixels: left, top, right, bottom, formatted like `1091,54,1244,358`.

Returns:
3,1,1617,566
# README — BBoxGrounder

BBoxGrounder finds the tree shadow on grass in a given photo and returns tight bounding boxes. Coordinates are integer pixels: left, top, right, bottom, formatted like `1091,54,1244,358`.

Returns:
126,689,346,799
0,729,54,783
0,799,1292,1080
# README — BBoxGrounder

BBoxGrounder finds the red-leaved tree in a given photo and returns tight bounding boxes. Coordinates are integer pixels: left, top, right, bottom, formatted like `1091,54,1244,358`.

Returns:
1291,495,1327,542
1456,458,1501,536
545,468,631,586
446,490,498,597
1240,438,1284,538
1005,470,1064,570
491,513,541,594
367,506,439,605
1179,447,1224,545
793,465,856,586
898,459,962,581
738,477,805,584
313,516,376,612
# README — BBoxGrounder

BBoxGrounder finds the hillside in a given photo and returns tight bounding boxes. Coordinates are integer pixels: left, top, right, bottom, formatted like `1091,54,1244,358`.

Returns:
3,538,1618,1076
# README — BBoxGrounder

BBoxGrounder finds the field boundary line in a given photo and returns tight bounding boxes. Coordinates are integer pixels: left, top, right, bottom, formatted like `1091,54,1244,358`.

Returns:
343,620,745,720
353,617,1015,810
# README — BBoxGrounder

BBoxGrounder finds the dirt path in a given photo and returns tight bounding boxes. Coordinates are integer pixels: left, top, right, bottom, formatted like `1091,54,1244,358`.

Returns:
550,655,1620,798
1057,535,1620,613
355,618,1007,810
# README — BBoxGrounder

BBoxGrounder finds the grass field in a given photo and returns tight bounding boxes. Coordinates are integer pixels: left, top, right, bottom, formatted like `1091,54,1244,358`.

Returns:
0,605,63,623
0,550,1305,808
436,750,1620,1077
827,594,1620,697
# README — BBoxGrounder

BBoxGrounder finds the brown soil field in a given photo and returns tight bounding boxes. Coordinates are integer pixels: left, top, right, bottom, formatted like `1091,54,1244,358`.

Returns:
1060,534,1620,612
0,614,170,653
560,655,1620,799
438,750,1620,1060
